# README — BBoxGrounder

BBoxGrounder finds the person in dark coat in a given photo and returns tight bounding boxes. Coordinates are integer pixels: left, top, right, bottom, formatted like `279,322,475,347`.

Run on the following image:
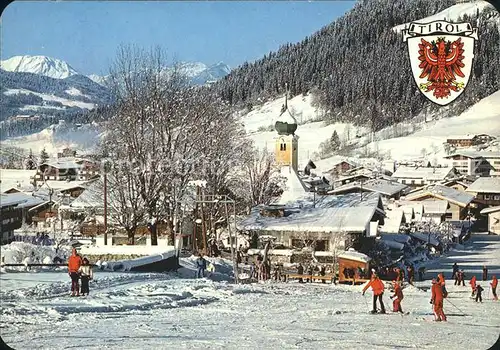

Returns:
475,284,484,303
482,266,488,281
452,263,459,280
195,254,207,278
297,263,304,283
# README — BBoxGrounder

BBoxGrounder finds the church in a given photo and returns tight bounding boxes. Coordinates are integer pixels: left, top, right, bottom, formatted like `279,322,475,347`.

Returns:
237,94,385,254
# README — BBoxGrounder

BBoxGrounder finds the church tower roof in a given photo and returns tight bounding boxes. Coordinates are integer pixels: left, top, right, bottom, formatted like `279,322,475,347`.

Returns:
274,86,297,136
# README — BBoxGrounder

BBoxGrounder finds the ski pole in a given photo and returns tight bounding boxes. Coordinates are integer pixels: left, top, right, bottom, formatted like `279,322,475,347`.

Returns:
445,298,466,315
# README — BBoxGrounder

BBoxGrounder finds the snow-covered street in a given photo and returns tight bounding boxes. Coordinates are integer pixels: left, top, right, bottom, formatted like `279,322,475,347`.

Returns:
1,233,499,349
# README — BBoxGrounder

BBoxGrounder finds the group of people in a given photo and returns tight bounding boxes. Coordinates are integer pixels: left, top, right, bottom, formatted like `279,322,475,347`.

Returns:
452,263,498,303
362,266,498,321
67,248,94,297
361,270,448,320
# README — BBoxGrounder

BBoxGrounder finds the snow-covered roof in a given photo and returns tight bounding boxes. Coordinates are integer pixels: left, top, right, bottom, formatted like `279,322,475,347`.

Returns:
338,249,371,263
0,192,45,209
404,184,474,207
41,180,88,191
398,199,448,215
466,177,500,194
380,208,404,234
379,234,411,244
480,205,500,215
0,169,36,193
238,192,383,233
444,151,500,159
328,178,407,197
410,233,440,247
41,158,83,170
446,135,477,140
396,202,423,222
392,166,456,181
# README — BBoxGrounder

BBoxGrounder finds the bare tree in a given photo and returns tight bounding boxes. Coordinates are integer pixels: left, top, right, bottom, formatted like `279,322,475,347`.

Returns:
235,147,284,209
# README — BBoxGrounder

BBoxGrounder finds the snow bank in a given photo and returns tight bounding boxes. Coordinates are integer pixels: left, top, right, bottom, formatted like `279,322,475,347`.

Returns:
0,242,70,269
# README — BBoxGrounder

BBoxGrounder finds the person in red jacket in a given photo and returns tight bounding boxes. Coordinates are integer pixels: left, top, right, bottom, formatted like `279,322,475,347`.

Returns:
491,275,498,301
68,248,83,296
362,273,386,314
469,275,477,297
390,280,404,313
431,278,447,321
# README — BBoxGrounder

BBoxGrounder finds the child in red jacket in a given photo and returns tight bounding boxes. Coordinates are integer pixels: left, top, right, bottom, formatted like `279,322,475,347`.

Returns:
390,280,404,313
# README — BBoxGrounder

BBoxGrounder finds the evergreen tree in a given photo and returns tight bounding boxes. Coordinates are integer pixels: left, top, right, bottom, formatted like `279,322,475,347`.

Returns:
330,130,341,149
24,149,37,170
40,147,49,164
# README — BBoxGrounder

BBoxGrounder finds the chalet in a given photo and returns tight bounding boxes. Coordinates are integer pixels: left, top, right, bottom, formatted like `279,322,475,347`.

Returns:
480,206,500,235
443,152,491,177
238,191,385,253
327,178,408,199
325,160,358,177
0,192,51,244
391,166,460,187
446,135,480,148
403,184,475,221
1,194,25,244
466,177,500,207
439,177,475,192
480,152,500,178
33,157,100,183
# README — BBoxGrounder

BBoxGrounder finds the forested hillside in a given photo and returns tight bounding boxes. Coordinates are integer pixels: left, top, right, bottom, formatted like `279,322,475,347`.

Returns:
0,69,112,139
215,0,500,130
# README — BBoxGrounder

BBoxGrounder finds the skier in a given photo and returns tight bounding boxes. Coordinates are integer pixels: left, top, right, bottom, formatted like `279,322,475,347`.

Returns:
390,280,404,313
475,283,484,303
482,265,488,281
438,273,448,298
362,272,386,314
67,248,83,297
78,257,93,296
458,270,466,286
195,254,207,278
430,278,447,322
490,275,498,301
452,263,459,280
470,275,477,297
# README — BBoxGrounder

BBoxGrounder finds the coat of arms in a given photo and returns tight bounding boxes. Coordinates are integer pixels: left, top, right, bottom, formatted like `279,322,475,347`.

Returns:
403,20,478,105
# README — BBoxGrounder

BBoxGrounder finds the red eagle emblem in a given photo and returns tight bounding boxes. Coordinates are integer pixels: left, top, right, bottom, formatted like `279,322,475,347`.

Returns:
417,37,466,99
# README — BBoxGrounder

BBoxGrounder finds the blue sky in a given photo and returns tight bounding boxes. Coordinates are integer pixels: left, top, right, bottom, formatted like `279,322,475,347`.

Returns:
1,1,355,75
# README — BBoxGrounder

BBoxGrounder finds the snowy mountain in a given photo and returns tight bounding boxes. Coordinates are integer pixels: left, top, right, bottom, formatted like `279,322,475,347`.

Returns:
0,55,79,79
393,1,496,32
88,61,231,87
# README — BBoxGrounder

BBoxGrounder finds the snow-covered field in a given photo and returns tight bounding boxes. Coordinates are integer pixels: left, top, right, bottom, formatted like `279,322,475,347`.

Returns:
3,88,96,110
1,233,499,349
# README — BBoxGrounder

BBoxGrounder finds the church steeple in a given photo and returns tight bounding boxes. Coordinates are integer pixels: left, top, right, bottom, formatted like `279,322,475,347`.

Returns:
274,83,299,171
275,83,298,136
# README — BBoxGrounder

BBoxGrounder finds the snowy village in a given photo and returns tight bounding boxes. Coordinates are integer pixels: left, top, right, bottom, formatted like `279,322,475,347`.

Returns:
1,1,500,349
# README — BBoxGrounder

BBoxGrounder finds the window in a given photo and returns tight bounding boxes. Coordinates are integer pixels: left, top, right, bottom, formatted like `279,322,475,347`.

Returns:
280,143,287,151
494,195,500,201
411,180,415,185
401,180,406,184
484,195,491,200
445,213,453,219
